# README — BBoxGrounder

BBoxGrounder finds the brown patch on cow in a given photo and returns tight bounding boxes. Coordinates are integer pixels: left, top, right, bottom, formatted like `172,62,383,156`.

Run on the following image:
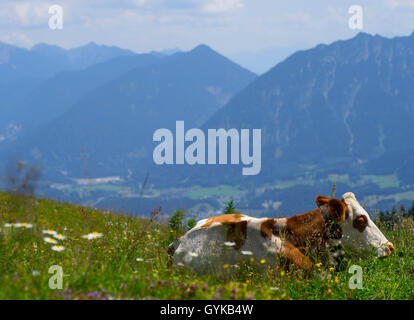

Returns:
200,214,245,228
285,208,326,248
315,195,349,222
282,241,313,271
225,221,248,250
353,215,368,232
260,219,280,240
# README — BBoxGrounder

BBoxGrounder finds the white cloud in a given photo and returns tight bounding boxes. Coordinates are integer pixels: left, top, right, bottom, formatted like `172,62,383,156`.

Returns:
384,0,414,9
132,0,146,7
202,0,244,14
0,32,33,48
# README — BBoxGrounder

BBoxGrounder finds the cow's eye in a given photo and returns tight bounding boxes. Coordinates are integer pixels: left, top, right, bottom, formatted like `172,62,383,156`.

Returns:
353,215,368,232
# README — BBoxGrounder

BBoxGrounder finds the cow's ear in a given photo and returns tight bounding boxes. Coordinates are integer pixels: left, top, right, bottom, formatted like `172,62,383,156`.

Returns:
315,195,329,207
327,199,347,222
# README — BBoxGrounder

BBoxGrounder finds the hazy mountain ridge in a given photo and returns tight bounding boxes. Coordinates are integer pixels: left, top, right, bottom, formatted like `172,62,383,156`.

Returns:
2,44,257,185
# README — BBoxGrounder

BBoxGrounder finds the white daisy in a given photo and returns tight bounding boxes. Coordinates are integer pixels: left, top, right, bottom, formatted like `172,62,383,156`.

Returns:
241,250,253,256
22,222,33,229
5,222,19,227
136,258,144,262
44,237,58,244
43,229,57,236
51,245,65,252
14,223,23,228
82,231,103,240
224,241,236,247
53,233,66,240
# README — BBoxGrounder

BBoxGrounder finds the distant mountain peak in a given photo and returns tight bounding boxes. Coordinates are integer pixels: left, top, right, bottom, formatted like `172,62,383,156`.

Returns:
191,44,214,53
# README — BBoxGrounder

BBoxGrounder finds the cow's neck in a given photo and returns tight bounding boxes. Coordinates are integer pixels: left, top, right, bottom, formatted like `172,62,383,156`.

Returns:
284,208,326,247
284,206,345,266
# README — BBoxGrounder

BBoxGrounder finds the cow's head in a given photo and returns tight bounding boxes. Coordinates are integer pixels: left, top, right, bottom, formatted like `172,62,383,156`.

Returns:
316,192,394,258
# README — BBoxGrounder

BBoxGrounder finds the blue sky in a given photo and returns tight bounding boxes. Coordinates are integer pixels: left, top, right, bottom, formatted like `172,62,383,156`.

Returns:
2,0,414,73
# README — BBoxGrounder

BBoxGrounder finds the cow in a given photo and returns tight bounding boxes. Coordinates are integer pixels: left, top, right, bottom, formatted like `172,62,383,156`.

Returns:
168,192,394,274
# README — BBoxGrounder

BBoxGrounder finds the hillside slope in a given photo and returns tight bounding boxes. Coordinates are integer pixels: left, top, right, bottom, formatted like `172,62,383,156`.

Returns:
0,191,412,300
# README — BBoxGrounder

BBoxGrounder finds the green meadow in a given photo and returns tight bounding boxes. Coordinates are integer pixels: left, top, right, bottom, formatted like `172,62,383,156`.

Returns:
0,191,413,300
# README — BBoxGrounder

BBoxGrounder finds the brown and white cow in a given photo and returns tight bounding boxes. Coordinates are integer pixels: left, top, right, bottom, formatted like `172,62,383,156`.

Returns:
168,192,394,274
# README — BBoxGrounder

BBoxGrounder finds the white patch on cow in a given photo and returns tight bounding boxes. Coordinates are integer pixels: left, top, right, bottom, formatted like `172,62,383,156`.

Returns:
172,216,284,274
341,192,393,258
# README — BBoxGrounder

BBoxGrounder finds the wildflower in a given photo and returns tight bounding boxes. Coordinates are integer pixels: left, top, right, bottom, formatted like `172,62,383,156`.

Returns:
44,237,58,244
22,222,33,228
328,289,333,294
315,262,322,268
329,267,335,272
136,258,144,262
232,286,238,293
260,259,266,264
51,245,65,252
43,229,57,236
224,241,236,247
54,233,66,240
223,264,229,269
280,271,285,277
202,284,208,291
32,270,40,276
270,286,280,291
82,232,103,240
334,277,340,284
247,294,253,300
5,222,23,228
241,250,253,256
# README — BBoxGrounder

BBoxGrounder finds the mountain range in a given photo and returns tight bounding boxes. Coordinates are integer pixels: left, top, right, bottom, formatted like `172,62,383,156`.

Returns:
1,32,414,217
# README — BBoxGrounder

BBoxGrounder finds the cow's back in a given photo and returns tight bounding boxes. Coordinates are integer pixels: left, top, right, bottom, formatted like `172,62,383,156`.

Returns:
170,214,282,274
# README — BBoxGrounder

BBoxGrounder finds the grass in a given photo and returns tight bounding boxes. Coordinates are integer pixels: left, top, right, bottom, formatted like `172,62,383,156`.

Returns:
0,191,413,300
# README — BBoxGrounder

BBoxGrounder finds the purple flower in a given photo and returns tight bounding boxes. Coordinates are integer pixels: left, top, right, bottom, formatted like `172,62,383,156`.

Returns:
246,294,253,300
202,283,208,291
214,293,221,300
217,286,223,292
232,286,238,293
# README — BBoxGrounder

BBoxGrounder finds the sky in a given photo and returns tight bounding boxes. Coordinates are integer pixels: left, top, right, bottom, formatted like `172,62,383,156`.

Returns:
2,0,414,73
